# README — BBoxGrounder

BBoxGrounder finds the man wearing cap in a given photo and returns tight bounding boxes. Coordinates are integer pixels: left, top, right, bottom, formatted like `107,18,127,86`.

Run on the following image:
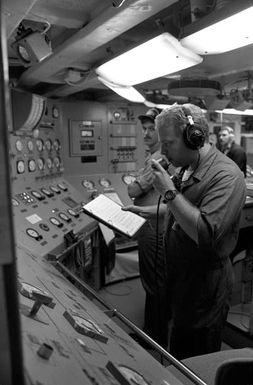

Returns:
127,108,171,349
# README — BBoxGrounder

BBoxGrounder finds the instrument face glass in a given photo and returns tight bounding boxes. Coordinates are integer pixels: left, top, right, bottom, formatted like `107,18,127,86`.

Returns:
122,174,136,185
27,140,34,152
17,160,25,173
45,139,52,151
26,228,39,239
12,198,19,206
15,139,23,152
99,178,111,188
82,179,95,189
37,158,45,170
52,106,59,119
36,139,44,152
50,217,61,226
28,159,36,172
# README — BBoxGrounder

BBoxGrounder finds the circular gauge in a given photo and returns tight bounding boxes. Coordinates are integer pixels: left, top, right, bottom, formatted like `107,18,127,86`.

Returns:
19,282,49,299
82,179,95,190
53,139,61,151
37,158,45,171
58,212,70,222
122,174,136,185
49,185,61,194
12,198,19,206
45,139,52,152
50,217,62,227
41,188,53,197
15,139,23,152
16,160,25,174
67,208,78,217
118,366,149,385
46,158,53,170
99,178,111,188
26,228,40,240
31,190,44,200
52,106,59,119
27,140,34,152
54,156,61,168
28,159,36,172
57,182,68,191
36,139,44,152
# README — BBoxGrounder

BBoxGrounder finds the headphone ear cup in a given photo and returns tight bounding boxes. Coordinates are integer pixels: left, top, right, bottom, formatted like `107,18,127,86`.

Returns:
183,123,205,150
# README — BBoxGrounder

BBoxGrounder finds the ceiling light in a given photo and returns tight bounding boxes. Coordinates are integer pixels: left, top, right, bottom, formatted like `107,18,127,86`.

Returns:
98,77,145,103
96,32,202,86
181,5,253,54
216,108,253,116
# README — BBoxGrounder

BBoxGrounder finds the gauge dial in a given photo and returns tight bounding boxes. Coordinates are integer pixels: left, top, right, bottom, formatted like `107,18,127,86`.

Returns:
37,158,45,171
50,217,62,227
26,228,40,240
15,139,23,152
49,185,61,194
67,208,78,217
27,140,34,152
57,182,68,191
45,139,52,152
36,139,44,152
31,190,44,200
99,178,111,188
28,159,36,172
52,106,59,119
122,174,136,185
17,160,25,174
12,198,19,206
41,188,53,197
54,156,60,168
82,179,95,190
46,158,53,169
53,139,61,151
58,212,70,222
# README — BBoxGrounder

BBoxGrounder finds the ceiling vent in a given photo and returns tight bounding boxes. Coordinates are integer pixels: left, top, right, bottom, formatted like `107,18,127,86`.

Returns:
168,79,222,97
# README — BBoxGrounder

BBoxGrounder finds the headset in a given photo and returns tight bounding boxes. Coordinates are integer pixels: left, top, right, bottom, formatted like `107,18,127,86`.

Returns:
182,106,206,150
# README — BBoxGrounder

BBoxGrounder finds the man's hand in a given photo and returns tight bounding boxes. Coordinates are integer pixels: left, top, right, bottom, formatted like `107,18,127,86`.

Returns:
151,159,175,195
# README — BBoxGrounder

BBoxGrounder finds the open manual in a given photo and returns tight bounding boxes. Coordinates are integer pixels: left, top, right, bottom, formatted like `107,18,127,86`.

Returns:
82,194,146,238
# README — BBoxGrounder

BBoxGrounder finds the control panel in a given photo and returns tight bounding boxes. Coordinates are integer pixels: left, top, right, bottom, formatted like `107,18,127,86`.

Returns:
16,246,185,385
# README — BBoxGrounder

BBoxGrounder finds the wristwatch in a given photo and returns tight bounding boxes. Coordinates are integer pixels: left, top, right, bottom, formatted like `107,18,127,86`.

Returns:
163,189,179,203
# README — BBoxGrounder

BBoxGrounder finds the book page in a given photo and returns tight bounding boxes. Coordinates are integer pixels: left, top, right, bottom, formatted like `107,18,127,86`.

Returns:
83,194,146,237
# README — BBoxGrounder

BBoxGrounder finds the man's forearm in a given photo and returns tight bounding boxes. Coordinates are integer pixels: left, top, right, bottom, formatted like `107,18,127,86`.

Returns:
165,193,200,243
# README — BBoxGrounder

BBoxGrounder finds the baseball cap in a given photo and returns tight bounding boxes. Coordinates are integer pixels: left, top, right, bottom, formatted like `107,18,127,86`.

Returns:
138,107,161,123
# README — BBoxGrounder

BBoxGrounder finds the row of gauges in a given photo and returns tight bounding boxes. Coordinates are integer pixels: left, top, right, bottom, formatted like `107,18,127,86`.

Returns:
12,183,68,206
16,157,61,173
15,138,61,153
81,174,136,190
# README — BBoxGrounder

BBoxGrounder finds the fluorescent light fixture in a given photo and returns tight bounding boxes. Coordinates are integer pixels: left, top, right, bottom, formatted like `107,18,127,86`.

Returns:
98,76,145,103
181,6,253,54
96,32,202,86
216,108,253,116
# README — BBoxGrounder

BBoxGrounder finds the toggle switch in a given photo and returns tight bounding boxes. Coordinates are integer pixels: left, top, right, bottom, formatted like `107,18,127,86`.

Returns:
29,291,53,317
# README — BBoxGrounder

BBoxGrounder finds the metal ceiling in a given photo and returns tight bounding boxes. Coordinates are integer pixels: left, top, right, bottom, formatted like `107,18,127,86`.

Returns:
3,0,253,107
